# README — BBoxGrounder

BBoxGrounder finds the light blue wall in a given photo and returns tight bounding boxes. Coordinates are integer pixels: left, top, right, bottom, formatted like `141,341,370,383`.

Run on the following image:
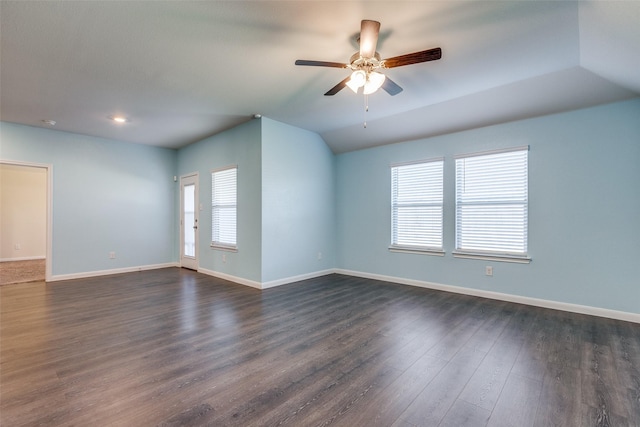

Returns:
261,118,335,282
177,119,262,282
4,98,638,316
0,122,177,276
336,99,640,314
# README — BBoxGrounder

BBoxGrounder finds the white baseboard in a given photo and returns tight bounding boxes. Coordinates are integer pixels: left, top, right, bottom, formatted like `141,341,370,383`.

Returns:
261,269,335,289
335,269,640,324
48,262,179,282
197,268,335,290
197,268,262,289
1,256,46,262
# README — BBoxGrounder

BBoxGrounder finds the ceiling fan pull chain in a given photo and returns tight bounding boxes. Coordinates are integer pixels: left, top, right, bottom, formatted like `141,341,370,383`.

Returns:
363,93,369,128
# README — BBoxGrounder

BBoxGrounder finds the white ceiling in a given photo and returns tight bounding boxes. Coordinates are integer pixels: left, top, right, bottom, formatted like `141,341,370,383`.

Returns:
1,1,639,154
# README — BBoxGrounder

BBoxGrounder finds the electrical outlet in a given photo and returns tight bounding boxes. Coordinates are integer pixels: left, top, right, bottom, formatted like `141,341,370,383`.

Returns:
109,252,116,259
14,243,21,250
317,252,323,260
222,253,227,263
485,266,493,276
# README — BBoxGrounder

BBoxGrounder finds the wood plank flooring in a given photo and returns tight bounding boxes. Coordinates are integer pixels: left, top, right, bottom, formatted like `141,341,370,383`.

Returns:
1,268,639,426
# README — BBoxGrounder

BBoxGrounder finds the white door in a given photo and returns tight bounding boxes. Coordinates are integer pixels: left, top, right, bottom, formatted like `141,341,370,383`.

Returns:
180,174,199,270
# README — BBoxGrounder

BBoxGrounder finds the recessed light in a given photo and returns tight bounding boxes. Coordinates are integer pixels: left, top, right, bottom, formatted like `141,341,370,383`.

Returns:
109,115,130,123
41,119,56,126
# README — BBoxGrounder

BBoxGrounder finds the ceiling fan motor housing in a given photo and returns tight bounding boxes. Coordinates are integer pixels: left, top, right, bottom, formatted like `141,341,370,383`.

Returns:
349,52,383,72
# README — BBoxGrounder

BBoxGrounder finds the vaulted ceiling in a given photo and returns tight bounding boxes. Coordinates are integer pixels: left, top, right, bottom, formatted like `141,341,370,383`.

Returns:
1,1,639,153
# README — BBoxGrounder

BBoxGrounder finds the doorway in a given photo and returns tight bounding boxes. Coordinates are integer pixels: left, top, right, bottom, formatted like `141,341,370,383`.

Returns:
180,173,199,270
0,161,52,284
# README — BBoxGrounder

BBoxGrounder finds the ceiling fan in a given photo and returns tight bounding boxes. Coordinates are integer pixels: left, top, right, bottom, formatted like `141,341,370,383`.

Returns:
295,20,442,96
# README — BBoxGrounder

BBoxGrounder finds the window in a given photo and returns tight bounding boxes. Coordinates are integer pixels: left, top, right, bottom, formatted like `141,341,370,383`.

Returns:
390,159,444,253
454,147,529,262
211,166,237,249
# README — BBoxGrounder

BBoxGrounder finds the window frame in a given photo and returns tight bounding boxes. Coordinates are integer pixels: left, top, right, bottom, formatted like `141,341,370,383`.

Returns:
389,158,445,256
453,146,530,263
211,165,238,251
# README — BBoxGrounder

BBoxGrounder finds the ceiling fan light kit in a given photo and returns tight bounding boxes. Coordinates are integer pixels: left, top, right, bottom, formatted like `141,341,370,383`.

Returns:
295,19,442,97
363,71,386,95
345,70,365,93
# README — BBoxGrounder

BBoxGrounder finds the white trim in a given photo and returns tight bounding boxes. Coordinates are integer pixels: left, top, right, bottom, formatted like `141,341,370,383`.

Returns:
0,160,53,282
1,256,46,262
452,251,531,264
48,262,178,282
391,159,444,250
210,244,238,252
46,164,53,282
390,156,444,168
180,172,199,179
261,269,335,289
198,267,262,289
211,166,238,248
210,164,238,174
453,145,529,159
334,269,640,324
197,268,334,290
179,172,199,270
389,247,445,256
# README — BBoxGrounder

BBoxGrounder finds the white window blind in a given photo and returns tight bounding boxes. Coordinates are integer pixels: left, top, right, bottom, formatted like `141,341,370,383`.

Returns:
212,166,237,248
391,159,444,251
455,147,528,256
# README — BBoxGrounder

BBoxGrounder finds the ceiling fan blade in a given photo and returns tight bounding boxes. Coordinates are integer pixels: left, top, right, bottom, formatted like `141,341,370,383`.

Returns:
383,47,442,68
324,76,351,96
381,76,403,96
295,60,347,68
359,20,380,59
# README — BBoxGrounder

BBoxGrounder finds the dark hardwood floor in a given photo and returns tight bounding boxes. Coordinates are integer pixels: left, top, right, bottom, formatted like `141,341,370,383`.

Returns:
1,268,639,426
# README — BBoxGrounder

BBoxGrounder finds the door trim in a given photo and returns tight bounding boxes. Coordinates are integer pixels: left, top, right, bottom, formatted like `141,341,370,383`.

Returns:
179,173,199,270
0,159,53,281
